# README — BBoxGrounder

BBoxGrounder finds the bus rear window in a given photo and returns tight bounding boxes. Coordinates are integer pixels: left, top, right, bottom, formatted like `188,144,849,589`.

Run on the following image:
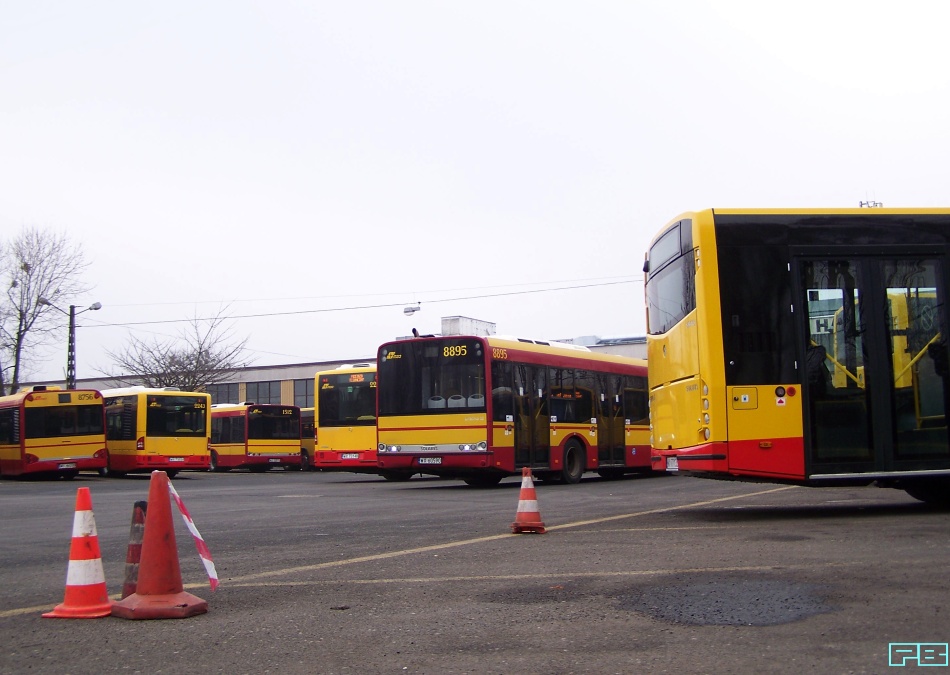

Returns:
24,405,104,439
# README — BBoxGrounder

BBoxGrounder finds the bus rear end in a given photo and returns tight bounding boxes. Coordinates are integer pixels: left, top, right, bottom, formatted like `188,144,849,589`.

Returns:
376,337,491,482
313,364,378,474
0,388,107,478
211,404,301,471
104,390,211,476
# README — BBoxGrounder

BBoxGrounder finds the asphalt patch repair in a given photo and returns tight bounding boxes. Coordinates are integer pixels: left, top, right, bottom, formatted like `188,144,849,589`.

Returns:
615,573,835,626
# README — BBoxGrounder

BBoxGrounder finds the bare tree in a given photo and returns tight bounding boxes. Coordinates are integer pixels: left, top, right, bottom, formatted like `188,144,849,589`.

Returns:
0,228,90,395
102,309,250,391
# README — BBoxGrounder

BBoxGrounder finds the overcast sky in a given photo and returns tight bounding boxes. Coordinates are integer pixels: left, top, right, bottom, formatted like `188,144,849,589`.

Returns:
3,1,950,383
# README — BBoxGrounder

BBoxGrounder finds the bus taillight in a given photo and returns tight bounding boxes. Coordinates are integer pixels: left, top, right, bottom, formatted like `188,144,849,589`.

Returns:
25,453,38,465
94,448,107,459
136,437,145,451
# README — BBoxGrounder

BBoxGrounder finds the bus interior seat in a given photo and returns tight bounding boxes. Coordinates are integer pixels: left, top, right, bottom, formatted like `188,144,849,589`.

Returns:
428,396,446,409
467,394,485,407
448,395,466,408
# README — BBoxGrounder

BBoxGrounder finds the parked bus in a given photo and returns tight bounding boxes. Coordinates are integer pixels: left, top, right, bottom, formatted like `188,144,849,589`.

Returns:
300,407,315,470
0,386,106,478
100,387,211,478
209,403,301,471
376,335,650,486
644,207,950,505
313,363,378,475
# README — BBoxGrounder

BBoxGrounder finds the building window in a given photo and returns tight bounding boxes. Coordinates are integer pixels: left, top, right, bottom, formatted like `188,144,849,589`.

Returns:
246,380,281,404
207,383,240,405
294,378,314,408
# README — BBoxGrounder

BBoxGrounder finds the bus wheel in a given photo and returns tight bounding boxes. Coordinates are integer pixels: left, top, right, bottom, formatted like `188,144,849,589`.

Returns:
209,451,220,472
561,441,585,484
381,471,412,482
165,470,179,479
97,467,108,477
299,451,311,472
463,475,503,488
904,480,950,507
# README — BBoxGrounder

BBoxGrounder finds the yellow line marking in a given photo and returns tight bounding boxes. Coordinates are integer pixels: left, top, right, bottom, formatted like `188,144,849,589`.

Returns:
1,485,796,619
227,486,798,583
225,561,857,588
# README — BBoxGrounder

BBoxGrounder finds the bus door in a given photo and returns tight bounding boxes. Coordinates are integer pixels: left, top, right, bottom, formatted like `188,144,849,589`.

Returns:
797,255,950,476
513,365,549,469
597,374,626,466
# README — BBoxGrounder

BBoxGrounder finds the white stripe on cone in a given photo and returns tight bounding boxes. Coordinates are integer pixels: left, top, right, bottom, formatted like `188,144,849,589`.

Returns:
517,500,539,512
65,558,107,586
71,511,97,538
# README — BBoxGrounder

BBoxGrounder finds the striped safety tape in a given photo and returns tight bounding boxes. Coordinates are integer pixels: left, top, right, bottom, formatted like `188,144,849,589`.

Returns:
167,481,220,590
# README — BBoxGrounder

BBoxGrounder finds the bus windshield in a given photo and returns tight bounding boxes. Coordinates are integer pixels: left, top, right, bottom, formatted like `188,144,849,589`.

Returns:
378,338,486,415
317,372,376,427
144,395,208,437
24,404,104,439
247,406,300,440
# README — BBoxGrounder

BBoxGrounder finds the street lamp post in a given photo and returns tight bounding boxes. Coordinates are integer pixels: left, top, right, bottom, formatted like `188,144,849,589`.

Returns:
37,298,102,389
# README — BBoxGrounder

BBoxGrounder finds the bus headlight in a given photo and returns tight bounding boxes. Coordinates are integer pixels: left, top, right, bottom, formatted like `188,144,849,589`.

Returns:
378,443,386,452
477,441,488,451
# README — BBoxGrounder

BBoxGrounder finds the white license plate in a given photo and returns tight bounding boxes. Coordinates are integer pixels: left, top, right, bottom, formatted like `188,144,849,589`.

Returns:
341,453,359,460
418,457,442,465
168,457,185,462
269,458,281,463
665,456,679,471
58,462,77,469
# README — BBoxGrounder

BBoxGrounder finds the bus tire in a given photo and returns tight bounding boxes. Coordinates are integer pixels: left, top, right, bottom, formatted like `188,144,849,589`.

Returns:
298,450,311,471
561,441,585,484
904,480,950,507
381,471,412,482
463,474,503,488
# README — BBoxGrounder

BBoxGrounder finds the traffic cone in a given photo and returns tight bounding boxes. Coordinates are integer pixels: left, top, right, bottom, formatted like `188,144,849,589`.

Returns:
111,471,208,619
121,500,148,599
43,487,113,618
511,467,546,534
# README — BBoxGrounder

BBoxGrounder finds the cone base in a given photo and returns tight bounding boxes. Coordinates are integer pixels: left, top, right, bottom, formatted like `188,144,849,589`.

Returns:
111,590,208,620
511,521,546,534
42,599,113,619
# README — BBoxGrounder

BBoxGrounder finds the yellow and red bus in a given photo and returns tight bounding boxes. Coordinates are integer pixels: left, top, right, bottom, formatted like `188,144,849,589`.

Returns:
376,335,650,486
645,208,950,505
209,402,301,471
313,363,378,475
299,407,315,471
101,387,211,478
0,386,106,478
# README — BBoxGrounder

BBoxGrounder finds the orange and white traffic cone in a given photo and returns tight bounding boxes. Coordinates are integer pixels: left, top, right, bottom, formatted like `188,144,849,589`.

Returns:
111,471,207,619
43,487,113,618
511,467,546,534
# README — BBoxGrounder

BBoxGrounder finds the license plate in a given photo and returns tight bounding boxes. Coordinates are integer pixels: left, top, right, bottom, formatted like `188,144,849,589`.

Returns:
666,456,679,471
269,458,281,463
58,462,77,469
168,457,185,462
341,453,359,460
418,457,442,465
